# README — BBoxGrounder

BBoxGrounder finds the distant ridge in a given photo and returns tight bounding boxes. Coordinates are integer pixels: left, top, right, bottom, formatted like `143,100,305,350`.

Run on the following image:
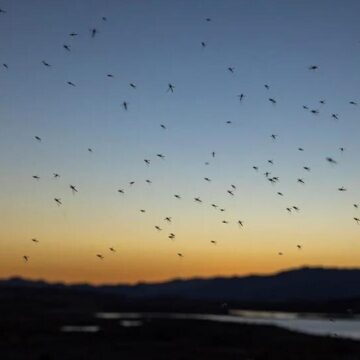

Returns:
2,267,360,303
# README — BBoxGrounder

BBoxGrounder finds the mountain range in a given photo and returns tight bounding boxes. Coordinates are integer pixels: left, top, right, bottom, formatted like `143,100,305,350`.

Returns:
1,267,360,303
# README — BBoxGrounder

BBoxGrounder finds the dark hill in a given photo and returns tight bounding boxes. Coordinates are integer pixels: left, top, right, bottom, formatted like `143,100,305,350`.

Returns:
2,267,360,303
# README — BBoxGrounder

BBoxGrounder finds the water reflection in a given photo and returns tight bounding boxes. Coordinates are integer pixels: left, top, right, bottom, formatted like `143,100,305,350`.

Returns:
96,311,360,340
119,320,143,327
61,325,100,333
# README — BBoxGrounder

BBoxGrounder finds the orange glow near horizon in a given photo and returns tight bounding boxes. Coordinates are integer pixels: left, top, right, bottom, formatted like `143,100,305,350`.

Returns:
1,221,360,284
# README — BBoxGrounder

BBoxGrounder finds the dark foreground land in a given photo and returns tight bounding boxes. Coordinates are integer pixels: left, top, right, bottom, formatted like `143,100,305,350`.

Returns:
1,286,360,360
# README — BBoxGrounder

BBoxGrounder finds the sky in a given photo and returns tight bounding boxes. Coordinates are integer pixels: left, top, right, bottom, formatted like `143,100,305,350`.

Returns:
0,0,360,284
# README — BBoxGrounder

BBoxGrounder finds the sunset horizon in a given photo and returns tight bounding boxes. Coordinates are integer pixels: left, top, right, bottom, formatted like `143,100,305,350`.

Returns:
1,1,360,358
1,0,360,287
3,264,360,286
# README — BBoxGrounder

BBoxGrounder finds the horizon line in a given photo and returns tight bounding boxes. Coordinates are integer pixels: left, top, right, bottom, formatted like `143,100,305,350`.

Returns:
2,265,360,288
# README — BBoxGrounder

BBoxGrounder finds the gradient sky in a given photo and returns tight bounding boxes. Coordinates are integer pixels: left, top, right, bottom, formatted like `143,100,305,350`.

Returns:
1,0,360,284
